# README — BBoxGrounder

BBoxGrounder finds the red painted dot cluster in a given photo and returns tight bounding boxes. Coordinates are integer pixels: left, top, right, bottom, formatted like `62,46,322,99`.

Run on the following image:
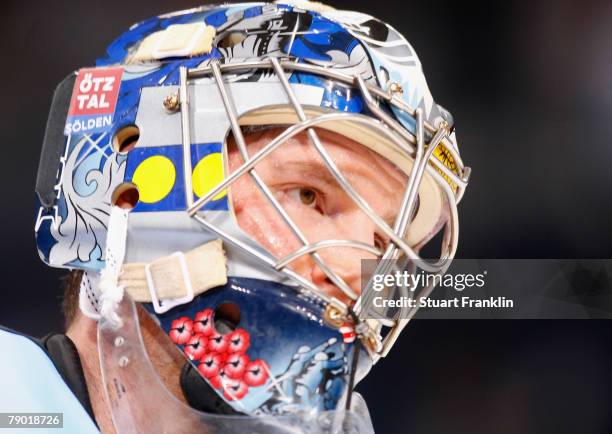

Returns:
168,309,270,401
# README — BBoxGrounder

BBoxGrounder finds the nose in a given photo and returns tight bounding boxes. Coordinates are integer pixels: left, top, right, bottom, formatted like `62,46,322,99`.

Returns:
308,211,379,302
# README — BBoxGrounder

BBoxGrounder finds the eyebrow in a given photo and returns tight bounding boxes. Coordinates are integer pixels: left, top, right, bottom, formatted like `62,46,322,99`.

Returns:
277,160,340,188
278,157,400,193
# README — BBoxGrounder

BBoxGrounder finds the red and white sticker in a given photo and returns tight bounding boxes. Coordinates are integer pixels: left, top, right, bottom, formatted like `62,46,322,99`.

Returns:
69,67,123,116
340,322,356,343
64,67,123,135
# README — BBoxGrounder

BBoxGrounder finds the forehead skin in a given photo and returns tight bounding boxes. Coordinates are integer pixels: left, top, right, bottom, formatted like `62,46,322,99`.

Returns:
231,127,406,210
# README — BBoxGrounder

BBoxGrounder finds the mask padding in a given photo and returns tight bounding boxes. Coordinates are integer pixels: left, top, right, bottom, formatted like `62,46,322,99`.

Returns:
180,362,245,415
36,73,76,209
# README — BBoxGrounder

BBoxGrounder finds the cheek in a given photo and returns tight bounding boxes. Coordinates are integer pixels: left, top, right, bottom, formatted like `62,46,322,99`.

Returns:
274,192,334,240
230,177,302,258
228,147,301,258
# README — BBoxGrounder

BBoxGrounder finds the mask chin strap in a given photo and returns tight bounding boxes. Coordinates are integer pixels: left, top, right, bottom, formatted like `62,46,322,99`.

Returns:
119,240,227,314
78,206,130,324
78,209,228,321
98,206,129,328
79,271,103,321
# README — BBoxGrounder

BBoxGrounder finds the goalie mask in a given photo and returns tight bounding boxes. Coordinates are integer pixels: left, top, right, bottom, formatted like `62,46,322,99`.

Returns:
35,2,469,432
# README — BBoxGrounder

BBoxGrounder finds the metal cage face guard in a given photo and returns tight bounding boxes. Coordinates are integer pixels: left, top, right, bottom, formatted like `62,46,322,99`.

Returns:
178,58,468,357
34,1,470,424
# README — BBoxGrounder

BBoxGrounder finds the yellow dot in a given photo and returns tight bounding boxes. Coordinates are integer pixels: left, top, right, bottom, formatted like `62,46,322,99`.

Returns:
192,153,227,201
132,155,176,203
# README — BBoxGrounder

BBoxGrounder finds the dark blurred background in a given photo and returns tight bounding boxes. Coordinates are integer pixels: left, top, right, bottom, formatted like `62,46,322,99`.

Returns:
2,1,612,433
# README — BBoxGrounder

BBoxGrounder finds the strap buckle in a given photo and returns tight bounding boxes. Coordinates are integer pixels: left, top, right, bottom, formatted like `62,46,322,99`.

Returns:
145,251,194,314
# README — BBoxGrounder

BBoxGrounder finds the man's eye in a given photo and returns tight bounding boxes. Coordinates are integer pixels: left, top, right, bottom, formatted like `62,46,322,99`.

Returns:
288,188,319,210
299,188,316,206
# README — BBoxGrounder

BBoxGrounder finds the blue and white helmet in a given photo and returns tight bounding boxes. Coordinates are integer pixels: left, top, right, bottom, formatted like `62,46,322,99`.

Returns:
35,1,469,431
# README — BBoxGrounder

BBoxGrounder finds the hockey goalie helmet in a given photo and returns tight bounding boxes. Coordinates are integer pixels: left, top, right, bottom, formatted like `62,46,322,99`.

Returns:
34,1,469,425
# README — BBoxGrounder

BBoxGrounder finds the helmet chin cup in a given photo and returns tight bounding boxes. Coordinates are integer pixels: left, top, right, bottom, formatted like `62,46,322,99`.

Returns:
98,292,375,434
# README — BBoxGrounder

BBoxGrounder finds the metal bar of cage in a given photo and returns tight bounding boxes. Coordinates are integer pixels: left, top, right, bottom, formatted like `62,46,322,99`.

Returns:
208,61,358,301
268,58,446,275
177,57,467,357
187,59,470,199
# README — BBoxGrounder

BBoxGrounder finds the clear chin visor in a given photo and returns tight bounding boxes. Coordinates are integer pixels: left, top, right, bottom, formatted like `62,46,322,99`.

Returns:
97,293,375,434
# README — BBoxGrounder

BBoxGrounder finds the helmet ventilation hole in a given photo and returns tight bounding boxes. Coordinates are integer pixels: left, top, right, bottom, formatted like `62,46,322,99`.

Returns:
113,125,140,154
112,182,139,210
213,302,241,334
218,32,247,49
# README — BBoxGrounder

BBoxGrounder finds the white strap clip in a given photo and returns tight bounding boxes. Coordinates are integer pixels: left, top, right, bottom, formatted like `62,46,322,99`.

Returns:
145,252,194,314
